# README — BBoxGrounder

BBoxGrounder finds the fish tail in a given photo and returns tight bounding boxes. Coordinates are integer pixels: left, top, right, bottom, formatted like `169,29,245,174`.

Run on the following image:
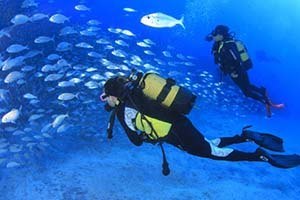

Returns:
178,15,185,29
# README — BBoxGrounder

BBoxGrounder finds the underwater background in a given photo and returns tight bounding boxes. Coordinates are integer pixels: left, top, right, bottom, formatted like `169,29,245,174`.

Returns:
0,0,299,199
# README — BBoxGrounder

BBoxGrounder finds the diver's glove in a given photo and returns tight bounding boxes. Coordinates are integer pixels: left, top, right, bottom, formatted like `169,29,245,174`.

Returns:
230,71,239,78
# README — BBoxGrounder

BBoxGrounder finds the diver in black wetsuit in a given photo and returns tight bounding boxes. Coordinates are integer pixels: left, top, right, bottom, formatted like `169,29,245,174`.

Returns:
99,76,300,175
205,25,284,117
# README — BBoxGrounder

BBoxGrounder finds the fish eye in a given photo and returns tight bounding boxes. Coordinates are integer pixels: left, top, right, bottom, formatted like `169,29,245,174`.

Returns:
147,16,150,19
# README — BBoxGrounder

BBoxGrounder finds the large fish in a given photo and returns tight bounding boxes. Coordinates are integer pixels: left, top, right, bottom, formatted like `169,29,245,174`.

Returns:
140,12,185,29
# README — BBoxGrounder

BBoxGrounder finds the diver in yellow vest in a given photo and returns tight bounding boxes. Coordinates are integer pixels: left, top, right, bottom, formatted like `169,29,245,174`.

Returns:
205,25,284,117
100,76,300,173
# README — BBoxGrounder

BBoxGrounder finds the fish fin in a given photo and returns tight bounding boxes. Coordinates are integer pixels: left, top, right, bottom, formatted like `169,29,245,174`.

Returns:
3,32,11,38
18,105,23,113
178,15,185,29
39,50,45,57
75,92,80,100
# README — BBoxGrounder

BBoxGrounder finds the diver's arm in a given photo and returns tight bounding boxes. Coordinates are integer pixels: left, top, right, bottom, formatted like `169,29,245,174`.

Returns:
212,42,220,64
116,105,143,146
223,43,242,74
122,123,143,146
212,42,232,74
225,43,240,62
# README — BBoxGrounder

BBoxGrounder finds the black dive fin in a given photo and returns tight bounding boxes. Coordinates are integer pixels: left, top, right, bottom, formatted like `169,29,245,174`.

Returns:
257,148,300,169
242,129,284,152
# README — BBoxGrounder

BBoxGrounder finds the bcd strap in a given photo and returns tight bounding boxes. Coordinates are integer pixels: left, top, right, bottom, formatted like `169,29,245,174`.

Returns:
157,78,176,103
138,73,151,89
140,113,170,176
107,108,117,139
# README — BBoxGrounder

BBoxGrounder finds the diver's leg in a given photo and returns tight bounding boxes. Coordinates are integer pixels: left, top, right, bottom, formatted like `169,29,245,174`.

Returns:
167,117,262,162
208,145,261,161
248,85,269,103
210,135,246,148
247,82,284,116
168,118,299,167
232,72,267,104
242,73,277,106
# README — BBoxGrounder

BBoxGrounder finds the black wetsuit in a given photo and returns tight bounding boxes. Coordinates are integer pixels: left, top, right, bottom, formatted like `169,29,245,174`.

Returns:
114,93,261,162
212,39,270,105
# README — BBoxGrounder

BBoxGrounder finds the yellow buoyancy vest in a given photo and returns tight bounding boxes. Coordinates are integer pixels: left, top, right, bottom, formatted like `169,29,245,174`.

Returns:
135,113,172,140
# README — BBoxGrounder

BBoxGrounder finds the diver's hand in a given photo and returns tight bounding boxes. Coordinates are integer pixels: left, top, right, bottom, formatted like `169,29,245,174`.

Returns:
140,133,157,145
230,71,239,78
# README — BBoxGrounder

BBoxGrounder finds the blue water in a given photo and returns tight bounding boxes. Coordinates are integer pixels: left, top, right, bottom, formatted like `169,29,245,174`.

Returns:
33,0,300,117
0,0,300,199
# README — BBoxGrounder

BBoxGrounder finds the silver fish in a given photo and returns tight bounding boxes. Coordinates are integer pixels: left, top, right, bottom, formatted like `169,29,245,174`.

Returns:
75,42,93,49
115,40,129,47
56,42,72,52
49,14,69,24
22,0,38,8
88,51,102,58
47,54,61,61
137,42,150,48
141,12,185,29
34,36,54,43
6,44,28,54
58,81,75,88
87,20,101,26
79,30,97,36
4,71,24,83
23,93,37,99
75,4,90,11
30,13,48,21
59,26,77,36
85,81,99,89
123,7,137,13
52,114,68,128
11,14,29,25
1,107,21,124
122,29,135,37
58,93,78,101
44,73,64,81
111,49,127,58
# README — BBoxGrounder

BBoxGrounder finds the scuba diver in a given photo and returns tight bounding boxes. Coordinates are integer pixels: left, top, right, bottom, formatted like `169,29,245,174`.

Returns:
100,71,300,175
205,25,284,117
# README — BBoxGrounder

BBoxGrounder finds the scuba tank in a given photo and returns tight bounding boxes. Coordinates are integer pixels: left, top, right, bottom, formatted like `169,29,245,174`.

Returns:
128,70,196,115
